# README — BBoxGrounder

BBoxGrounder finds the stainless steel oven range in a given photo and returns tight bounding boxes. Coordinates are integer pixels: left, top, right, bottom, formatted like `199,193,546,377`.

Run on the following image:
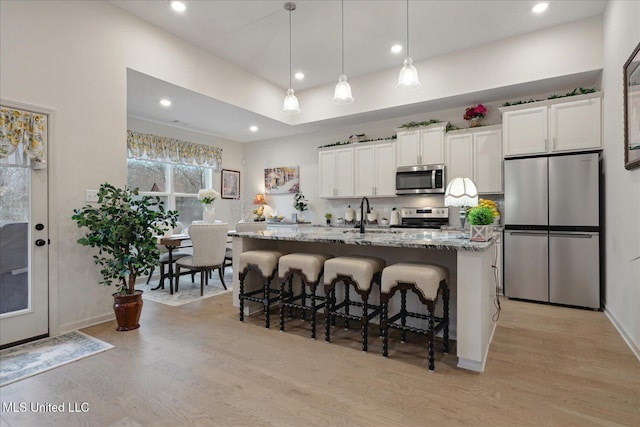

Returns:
391,207,449,229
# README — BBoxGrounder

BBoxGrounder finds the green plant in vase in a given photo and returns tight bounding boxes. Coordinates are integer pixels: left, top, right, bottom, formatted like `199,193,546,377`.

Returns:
72,183,178,330
467,206,494,242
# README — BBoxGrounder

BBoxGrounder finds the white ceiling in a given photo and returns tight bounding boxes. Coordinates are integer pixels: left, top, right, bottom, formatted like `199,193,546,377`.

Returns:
115,0,607,142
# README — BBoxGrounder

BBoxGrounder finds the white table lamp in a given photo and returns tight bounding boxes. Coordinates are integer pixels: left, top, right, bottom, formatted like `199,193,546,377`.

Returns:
444,177,479,230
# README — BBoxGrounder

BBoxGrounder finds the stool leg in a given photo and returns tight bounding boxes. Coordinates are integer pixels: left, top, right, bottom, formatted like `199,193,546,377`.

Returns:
331,288,337,327
344,284,351,329
427,301,435,372
264,277,270,329
400,289,407,343
239,271,246,322
443,283,450,354
310,284,317,339
279,275,286,332
287,276,294,319
361,291,369,352
301,281,307,321
324,285,332,343
381,296,389,357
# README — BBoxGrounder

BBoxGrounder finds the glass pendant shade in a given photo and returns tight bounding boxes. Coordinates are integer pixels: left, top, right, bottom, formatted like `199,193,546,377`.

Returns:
444,177,479,207
396,57,421,90
282,88,301,114
332,74,354,105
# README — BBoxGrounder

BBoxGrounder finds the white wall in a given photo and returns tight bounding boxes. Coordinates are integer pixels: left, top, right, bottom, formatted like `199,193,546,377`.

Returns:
1,0,631,346
0,1,259,332
127,117,245,225
601,1,640,357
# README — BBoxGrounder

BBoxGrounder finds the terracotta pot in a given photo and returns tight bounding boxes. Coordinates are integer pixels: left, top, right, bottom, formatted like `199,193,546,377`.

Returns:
112,291,143,331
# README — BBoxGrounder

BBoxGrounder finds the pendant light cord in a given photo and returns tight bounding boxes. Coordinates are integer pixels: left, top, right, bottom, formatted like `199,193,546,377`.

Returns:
341,0,344,74
288,7,292,89
406,0,410,58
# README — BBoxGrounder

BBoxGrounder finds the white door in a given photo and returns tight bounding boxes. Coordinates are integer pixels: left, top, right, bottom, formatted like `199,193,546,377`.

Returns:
318,149,337,198
354,145,375,196
0,108,49,347
445,133,473,186
473,129,503,194
374,142,396,196
396,130,420,166
502,106,548,157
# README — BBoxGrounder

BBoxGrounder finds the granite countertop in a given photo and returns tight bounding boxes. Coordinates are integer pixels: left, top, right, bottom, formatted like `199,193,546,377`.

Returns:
230,227,494,251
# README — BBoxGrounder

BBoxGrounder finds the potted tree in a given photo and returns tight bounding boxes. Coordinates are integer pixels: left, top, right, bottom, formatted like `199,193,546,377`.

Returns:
72,183,177,331
467,206,494,242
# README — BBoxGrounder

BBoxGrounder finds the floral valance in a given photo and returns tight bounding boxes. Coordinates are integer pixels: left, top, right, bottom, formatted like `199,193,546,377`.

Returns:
0,106,47,166
127,130,222,170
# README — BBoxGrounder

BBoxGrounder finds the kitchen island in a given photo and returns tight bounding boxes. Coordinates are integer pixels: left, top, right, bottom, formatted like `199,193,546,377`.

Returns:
230,227,497,373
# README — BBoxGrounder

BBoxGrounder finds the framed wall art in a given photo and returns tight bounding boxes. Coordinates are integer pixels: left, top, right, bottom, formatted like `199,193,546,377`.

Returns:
624,41,640,170
264,166,299,194
221,169,240,199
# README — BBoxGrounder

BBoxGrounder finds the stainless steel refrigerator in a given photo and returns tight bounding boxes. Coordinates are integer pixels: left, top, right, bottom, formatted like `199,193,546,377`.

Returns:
504,152,601,309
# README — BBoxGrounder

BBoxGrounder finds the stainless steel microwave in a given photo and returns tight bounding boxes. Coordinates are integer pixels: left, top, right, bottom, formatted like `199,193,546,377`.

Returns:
395,164,446,195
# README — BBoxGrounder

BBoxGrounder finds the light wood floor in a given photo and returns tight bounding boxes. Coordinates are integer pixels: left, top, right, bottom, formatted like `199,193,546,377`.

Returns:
1,293,639,426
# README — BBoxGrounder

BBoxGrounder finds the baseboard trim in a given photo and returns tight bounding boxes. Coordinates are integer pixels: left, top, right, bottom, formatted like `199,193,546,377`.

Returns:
58,312,114,334
604,305,640,362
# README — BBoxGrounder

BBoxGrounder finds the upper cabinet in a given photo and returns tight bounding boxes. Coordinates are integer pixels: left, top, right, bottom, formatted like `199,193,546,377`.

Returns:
500,92,602,157
318,146,354,198
355,140,396,197
396,123,447,166
445,125,503,194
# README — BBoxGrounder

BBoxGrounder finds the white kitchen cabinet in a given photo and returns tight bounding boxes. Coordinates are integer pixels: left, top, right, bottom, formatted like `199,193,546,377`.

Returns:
549,97,602,152
500,92,602,157
445,126,502,194
355,140,396,197
396,123,447,166
318,146,354,198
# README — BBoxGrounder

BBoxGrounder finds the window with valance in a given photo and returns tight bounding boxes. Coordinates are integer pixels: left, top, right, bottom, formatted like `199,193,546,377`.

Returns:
127,130,222,170
0,106,47,168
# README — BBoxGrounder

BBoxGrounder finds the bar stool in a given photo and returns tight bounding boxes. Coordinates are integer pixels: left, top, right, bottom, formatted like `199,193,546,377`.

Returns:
278,253,332,339
380,262,450,372
238,249,285,328
324,255,386,352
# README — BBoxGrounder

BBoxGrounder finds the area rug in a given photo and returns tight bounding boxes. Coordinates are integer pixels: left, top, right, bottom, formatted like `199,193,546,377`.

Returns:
136,270,232,307
0,331,114,387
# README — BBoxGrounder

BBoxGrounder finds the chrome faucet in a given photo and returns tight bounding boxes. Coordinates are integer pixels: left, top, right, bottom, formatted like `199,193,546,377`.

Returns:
359,196,370,234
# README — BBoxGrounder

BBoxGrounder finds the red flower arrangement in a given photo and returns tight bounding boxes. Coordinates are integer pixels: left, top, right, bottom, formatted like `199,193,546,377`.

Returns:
463,104,487,121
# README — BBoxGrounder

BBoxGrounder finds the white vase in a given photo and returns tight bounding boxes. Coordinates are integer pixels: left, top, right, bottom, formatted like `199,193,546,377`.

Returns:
202,204,215,223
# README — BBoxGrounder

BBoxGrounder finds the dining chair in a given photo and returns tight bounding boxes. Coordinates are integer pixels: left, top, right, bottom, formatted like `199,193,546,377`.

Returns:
175,223,229,295
146,222,191,286
223,221,267,274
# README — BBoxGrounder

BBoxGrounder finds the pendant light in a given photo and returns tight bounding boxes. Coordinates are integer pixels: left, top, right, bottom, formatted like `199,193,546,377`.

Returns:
332,0,354,105
283,2,301,114
396,0,421,90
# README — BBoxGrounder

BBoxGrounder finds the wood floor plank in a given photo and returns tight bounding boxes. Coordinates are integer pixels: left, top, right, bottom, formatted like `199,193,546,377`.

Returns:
1,295,638,426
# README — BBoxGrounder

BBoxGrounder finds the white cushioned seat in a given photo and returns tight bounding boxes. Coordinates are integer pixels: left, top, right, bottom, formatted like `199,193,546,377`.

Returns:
381,263,449,301
159,251,190,263
240,250,285,277
278,253,332,280
323,256,386,291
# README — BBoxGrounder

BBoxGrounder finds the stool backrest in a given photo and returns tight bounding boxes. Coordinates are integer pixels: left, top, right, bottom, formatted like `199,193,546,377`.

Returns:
188,223,229,267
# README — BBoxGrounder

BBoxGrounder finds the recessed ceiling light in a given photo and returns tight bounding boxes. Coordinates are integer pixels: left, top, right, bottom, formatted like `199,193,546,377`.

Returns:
170,1,186,12
532,2,548,14
249,125,259,132
159,99,172,107
294,72,305,80
391,44,403,54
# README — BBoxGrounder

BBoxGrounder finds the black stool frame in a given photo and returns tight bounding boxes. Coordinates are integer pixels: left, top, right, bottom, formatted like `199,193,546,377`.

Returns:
239,263,280,329
380,280,449,372
324,272,382,352
279,267,326,339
